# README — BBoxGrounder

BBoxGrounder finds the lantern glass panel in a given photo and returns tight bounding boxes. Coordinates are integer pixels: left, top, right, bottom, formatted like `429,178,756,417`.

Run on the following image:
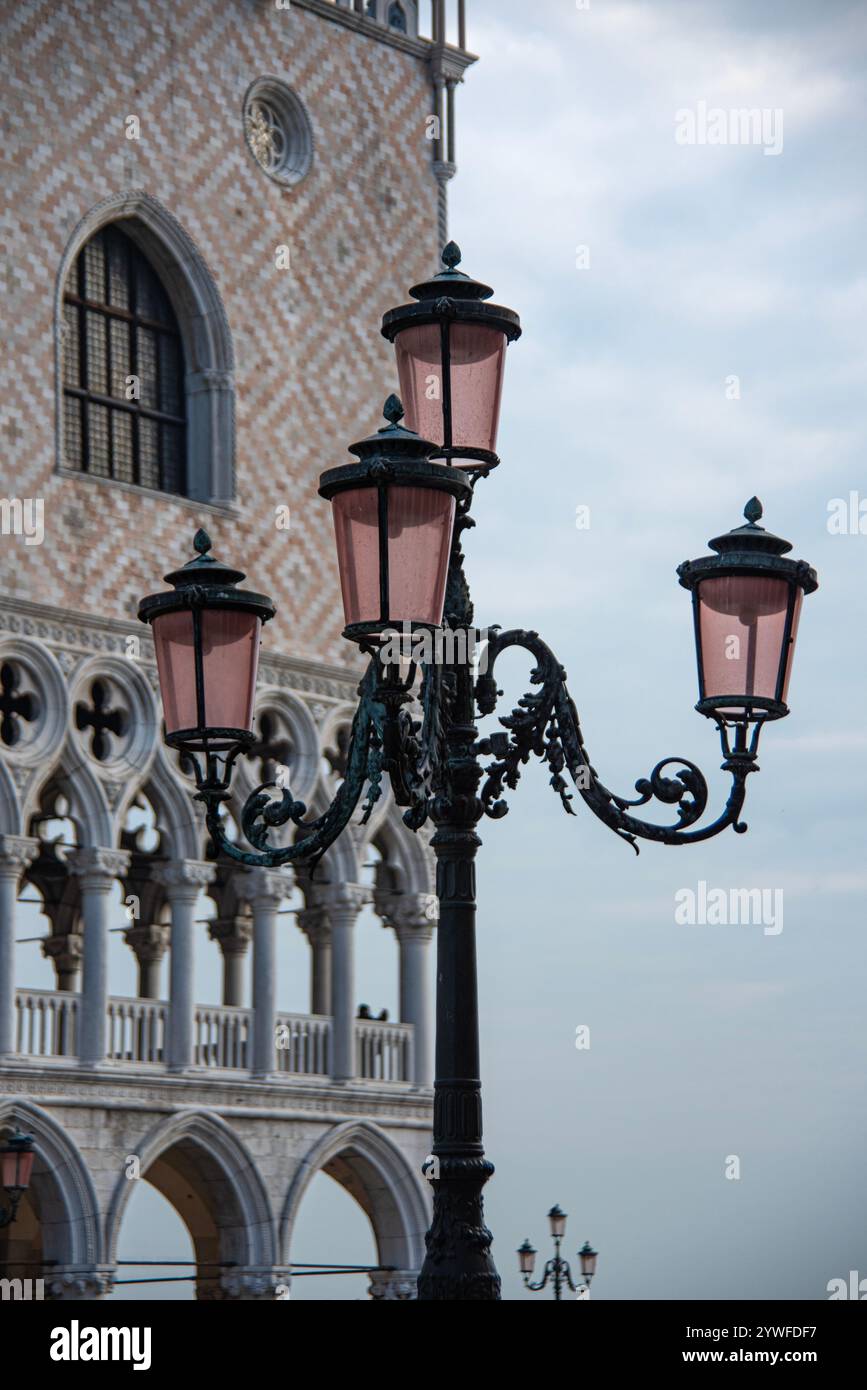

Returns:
395,322,507,455
1,1145,33,1190
331,485,455,631
153,608,261,735
387,485,455,626
332,487,381,629
200,608,261,730
697,576,800,709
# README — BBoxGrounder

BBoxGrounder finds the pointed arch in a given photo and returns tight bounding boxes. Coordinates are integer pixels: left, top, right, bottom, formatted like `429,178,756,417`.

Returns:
280,1119,429,1270
0,1100,101,1267
55,189,236,504
104,1108,276,1273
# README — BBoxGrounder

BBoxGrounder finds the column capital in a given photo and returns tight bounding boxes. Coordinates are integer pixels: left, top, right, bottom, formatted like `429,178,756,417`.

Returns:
154,859,215,901
124,923,170,964
68,847,130,887
244,867,290,909
0,835,39,877
297,904,331,945
368,1270,418,1300
322,883,371,916
208,916,252,956
377,891,438,940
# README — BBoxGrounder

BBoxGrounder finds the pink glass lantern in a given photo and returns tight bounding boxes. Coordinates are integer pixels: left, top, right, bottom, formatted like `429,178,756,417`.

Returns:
320,397,471,643
382,242,521,469
139,529,275,753
678,499,817,722
0,1132,35,1192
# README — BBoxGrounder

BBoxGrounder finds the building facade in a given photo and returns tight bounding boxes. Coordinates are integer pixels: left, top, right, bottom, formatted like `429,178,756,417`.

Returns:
0,0,475,1299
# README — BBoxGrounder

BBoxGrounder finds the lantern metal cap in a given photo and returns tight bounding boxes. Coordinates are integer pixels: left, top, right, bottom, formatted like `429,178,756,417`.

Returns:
1,1130,34,1153
677,498,818,595
138,530,276,626
407,240,495,303
347,394,439,463
319,397,472,503
381,242,522,343
708,497,792,558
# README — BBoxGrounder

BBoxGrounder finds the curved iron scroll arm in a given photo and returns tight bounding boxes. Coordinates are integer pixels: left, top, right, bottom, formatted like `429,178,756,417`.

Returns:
189,661,384,870
473,628,760,853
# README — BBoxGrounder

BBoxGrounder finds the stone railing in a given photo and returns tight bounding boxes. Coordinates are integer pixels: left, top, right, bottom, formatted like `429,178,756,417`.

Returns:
356,1019,414,1082
107,997,166,1064
15,988,78,1058
275,1012,331,1076
194,1004,249,1069
13,992,411,1084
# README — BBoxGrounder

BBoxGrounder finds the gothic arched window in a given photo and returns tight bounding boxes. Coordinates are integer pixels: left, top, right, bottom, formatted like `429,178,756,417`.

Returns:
62,225,187,495
388,2,408,31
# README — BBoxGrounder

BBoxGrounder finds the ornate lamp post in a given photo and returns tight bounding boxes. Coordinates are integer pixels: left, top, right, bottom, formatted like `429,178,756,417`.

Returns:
139,244,817,1301
518,1206,597,1300
0,1130,35,1228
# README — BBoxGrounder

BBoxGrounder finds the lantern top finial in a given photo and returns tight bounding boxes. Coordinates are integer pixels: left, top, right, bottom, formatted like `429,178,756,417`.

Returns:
743,497,763,526
442,240,462,271
193,528,212,556
383,394,405,427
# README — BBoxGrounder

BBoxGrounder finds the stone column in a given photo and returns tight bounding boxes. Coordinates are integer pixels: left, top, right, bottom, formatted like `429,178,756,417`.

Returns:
297,905,332,1016
246,868,287,1078
124,924,170,998
0,836,39,1059
381,893,436,1087
326,885,368,1083
42,934,83,992
154,861,215,1072
69,848,130,1067
207,916,252,1005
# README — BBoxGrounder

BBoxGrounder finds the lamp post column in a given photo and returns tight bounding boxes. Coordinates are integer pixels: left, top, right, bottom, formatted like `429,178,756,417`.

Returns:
0,836,38,1059
417,575,500,1300
156,861,214,1072
69,848,130,1067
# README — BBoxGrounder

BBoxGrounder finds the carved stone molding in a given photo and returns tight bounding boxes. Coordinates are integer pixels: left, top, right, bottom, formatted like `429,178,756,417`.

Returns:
368,1270,419,1300
153,859,215,901
0,834,39,877
67,846,131,887
243,866,291,909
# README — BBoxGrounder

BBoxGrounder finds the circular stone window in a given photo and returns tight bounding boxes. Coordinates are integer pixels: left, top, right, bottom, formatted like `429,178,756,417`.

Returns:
243,78,313,187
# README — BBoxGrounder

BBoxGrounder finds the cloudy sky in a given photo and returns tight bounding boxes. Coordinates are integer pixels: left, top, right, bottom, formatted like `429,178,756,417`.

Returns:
84,0,867,1299
445,0,867,1302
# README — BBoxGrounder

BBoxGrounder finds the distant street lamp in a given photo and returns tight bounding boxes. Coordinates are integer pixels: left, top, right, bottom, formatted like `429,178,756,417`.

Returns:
518,1207,597,1300
139,243,817,1300
0,1130,35,1228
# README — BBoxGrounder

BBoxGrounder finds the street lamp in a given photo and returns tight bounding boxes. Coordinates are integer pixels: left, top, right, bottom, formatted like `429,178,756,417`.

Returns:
139,243,817,1300
0,1130,35,1228
517,1207,597,1300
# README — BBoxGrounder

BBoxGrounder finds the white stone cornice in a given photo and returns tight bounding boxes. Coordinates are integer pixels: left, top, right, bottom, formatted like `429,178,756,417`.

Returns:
68,847,131,886
0,834,40,876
